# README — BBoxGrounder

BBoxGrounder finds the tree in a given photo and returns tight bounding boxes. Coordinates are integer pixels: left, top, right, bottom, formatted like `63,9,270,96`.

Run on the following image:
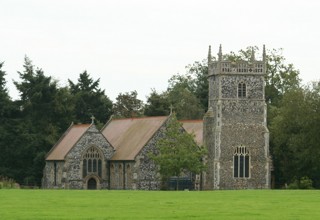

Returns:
144,89,170,116
0,61,11,119
270,86,320,188
113,90,144,118
167,86,204,120
14,57,70,128
150,115,206,190
68,71,113,125
0,61,16,182
186,61,209,111
265,48,301,106
144,85,204,120
0,62,9,100
167,60,208,115
11,56,74,185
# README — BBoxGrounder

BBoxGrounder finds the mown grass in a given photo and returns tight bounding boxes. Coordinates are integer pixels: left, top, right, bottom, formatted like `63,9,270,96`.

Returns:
0,189,319,219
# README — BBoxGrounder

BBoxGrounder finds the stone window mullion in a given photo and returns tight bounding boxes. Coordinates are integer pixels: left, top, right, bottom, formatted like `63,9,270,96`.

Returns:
82,146,104,178
233,146,250,178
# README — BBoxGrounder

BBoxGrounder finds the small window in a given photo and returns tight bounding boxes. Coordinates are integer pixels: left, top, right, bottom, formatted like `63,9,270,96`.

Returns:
238,83,246,98
234,146,250,178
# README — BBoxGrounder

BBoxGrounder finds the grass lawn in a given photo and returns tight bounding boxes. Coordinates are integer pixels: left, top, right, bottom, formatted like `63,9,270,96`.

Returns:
0,190,319,219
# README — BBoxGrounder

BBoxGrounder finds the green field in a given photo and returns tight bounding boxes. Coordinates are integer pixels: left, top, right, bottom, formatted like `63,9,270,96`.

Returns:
0,190,319,219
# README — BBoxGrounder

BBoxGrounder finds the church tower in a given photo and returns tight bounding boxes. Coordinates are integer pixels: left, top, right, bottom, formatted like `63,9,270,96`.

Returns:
203,45,271,189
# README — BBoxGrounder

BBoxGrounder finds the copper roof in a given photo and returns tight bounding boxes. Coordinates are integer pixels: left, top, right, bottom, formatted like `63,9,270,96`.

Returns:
101,116,168,160
46,124,91,161
181,120,203,145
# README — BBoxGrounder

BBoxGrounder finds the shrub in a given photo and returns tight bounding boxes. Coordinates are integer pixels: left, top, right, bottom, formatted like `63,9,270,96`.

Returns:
299,176,313,189
287,179,299,189
287,176,313,189
0,176,19,189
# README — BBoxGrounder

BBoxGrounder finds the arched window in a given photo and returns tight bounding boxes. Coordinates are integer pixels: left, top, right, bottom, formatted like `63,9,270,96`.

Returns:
234,146,250,178
238,83,246,98
82,146,103,178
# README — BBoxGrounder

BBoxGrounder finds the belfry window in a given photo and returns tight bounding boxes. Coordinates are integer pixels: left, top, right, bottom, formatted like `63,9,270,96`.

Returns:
233,146,250,178
82,146,103,178
238,83,246,98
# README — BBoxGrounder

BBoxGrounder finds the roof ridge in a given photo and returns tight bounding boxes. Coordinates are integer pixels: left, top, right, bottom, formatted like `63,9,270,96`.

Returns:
73,123,91,126
111,115,168,121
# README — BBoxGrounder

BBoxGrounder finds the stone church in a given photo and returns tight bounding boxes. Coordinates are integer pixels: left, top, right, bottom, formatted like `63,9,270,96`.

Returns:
42,45,272,190
42,116,203,189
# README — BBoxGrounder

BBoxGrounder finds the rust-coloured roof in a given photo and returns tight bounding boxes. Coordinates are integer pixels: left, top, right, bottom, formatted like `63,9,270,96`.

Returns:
46,124,91,161
181,120,203,145
101,116,168,160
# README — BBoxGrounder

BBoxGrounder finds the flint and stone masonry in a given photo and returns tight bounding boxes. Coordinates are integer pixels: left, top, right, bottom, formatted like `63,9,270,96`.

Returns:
43,45,271,190
42,117,171,190
42,125,114,189
202,45,272,189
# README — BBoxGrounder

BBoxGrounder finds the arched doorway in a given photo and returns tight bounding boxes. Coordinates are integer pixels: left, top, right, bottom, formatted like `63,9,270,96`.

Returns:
87,178,97,190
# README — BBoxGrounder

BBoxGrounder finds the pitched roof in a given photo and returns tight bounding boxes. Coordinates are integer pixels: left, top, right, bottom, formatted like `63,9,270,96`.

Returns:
46,123,91,161
101,116,168,160
181,120,203,145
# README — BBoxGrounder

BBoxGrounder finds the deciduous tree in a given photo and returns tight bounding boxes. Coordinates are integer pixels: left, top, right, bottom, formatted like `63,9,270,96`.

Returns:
113,90,144,118
168,60,208,115
167,86,204,120
271,86,320,188
150,115,206,190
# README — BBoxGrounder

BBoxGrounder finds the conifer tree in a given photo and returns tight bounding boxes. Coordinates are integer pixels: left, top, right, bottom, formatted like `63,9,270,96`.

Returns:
12,56,73,185
69,71,113,125
0,62,10,119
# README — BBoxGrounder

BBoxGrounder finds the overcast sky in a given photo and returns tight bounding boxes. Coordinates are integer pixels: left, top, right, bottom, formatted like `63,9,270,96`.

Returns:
1,0,319,102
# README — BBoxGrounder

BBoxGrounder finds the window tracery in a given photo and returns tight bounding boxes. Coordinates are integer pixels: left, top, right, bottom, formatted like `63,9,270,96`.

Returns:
233,146,250,178
82,146,103,178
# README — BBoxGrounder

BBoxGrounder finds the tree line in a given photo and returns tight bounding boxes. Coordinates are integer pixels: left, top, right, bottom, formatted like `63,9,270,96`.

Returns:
0,47,319,188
